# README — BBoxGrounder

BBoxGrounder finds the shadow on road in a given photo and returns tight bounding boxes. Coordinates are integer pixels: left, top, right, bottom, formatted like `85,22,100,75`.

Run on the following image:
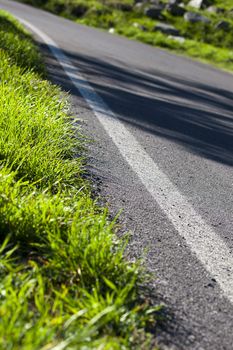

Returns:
41,43,233,167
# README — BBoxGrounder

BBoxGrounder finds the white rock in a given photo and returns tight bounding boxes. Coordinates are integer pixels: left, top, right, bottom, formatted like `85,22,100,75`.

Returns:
188,0,203,9
168,35,185,43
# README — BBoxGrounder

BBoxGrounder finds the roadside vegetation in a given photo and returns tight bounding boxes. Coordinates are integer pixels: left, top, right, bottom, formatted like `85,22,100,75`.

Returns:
0,10,160,349
19,0,233,71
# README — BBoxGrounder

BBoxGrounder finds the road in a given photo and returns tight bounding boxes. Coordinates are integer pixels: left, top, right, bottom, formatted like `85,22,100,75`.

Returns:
1,1,233,348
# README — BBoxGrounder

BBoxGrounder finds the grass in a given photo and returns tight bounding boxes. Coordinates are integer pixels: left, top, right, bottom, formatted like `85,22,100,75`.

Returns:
18,0,233,72
0,10,161,349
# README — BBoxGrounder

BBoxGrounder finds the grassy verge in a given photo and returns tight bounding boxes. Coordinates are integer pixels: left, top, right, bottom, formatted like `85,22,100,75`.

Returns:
0,10,160,349
18,0,233,72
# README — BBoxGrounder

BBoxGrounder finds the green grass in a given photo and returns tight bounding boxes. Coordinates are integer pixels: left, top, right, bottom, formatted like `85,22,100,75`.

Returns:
0,10,160,349
18,0,233,72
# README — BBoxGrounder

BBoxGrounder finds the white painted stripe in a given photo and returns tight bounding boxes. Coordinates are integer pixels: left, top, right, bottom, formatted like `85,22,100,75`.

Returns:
19,18,233,303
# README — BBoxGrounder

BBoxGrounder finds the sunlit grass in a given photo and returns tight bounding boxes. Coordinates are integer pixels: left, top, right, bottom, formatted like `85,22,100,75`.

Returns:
0,10,160,349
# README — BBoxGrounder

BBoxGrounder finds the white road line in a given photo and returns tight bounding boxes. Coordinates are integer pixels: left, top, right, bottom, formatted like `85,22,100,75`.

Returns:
19,18,233,303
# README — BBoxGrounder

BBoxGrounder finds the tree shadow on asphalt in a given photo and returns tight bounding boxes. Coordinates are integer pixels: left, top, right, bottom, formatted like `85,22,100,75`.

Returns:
41,43,233,167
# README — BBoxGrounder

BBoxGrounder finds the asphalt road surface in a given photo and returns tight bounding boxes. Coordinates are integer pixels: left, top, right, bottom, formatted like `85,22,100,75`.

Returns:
1,1,233,348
